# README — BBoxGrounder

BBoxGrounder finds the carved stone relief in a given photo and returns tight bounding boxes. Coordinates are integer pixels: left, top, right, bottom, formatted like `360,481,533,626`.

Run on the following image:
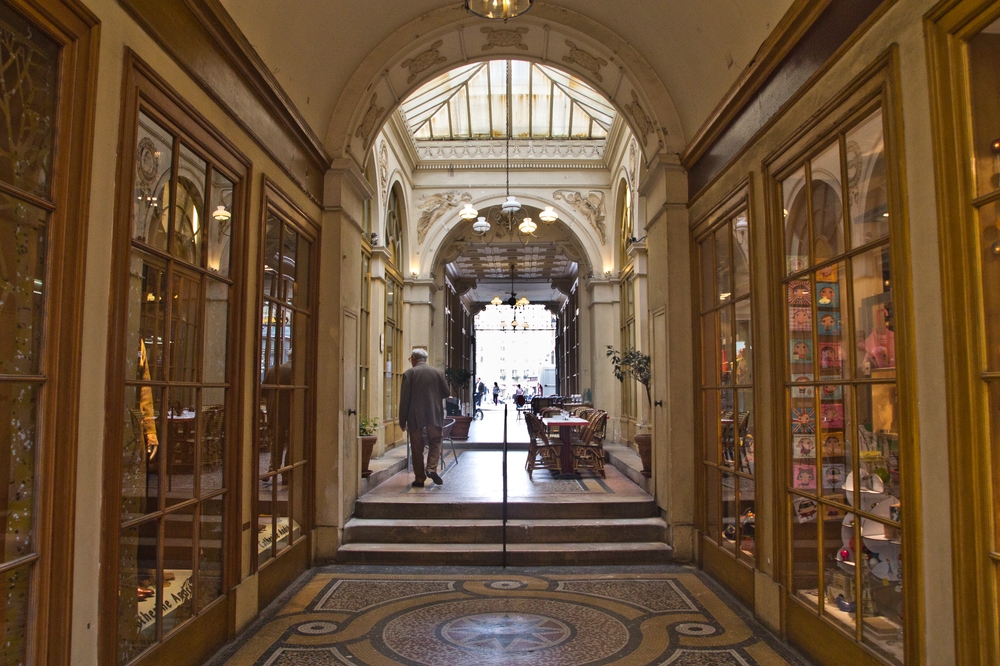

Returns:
562,40,607,82
416,190,473,245
623,90,654,146
402,40,447,84
552,190,607,245
378,141,389,203
629,139,639,189
355,93,384,143
481,27,529,51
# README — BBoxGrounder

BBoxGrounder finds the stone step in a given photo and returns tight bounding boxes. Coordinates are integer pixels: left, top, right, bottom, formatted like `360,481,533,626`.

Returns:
352,498,659,520
336,541,673,566
342,517,667,545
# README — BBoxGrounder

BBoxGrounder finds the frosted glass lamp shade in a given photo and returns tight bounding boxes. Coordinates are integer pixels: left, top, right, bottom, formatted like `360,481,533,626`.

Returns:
539,206,557,223
465,0,533,20
459,202,478,220
501,195,521,214
472,216,491,235
518,217,536,234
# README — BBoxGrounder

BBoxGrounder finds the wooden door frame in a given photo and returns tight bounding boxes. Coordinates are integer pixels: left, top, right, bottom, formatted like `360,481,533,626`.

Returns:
99,50,252,666
0,1,99,664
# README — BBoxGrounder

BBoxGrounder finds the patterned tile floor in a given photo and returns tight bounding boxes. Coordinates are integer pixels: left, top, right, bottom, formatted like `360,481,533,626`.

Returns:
212,566,807,666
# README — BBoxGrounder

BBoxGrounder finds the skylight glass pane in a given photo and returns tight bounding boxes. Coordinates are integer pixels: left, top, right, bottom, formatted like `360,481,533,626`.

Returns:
510,60,532,139
531,66,551,137
400,62,482,132
428,105,451,139
414,123,432,139
550,85,571,138
536,63,615,128
570,102,591,138
489,60,508,137
591,122,607,139
450,87,470,138
467,67,491,138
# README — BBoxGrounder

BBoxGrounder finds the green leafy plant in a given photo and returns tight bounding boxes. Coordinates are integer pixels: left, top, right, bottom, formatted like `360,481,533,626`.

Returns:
444,366,472,392
606,345,652,407
359,417,379,437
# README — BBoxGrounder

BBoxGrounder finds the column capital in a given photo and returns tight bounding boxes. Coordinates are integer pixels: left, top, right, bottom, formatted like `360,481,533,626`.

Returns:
627,241,648,276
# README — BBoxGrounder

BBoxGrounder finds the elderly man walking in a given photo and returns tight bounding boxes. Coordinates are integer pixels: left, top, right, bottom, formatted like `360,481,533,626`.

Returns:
398,348,451,487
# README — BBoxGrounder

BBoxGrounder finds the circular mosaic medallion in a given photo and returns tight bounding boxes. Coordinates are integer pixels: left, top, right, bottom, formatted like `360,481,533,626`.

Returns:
382,598,629,666
675,622,717,636
296,621,338,635
486,580,526,590
440,612,571,651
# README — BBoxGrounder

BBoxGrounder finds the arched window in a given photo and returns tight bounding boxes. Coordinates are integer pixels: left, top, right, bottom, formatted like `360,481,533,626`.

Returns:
385,184,404,270
617,179,636,419
618,179,633,271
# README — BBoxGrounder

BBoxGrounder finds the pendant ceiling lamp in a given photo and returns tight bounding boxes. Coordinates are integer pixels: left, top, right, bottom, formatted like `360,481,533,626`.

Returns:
465,0,533,21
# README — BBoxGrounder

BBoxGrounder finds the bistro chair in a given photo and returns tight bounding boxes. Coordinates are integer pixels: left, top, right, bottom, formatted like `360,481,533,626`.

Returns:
524,412,562,477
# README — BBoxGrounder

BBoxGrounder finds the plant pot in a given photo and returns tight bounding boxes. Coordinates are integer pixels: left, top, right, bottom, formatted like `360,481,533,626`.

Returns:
634,433,652,478
450,415,473,440
359,435,377,478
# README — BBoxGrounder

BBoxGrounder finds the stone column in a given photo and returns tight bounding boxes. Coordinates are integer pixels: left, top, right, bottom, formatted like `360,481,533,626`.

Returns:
628,241,650,427
585,277,619,419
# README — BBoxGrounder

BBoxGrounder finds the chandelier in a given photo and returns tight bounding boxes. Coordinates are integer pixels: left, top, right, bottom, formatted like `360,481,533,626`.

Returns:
465,0,533,21
457,60,558,244
489,263,530,330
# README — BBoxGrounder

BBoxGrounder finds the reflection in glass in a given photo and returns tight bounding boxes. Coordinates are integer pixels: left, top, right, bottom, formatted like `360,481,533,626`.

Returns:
257,478,275,568
117,521,159,664
166,387,197,504
721,471,737,552
207,171,234,276
170,272,201,383
738,476,755,558
133,112,173,251
790,496,819,609
296,237,311,309
860,520,904,665
292,464,304,543
720,388,735,468
0,565,29,665
264,214,281,299
162,505,195,635
126,254,168,382
736,389,754,474
823,508,858,636
0,383,37,564
173,145,206,266
783,167,809,274
811,142,845,261
734,300,752,385
703,389,720,466
203,280,229,385
856,383,900,501
715,225,730,303
852,247,894,377
732,213,750,298
122,385,161,522
700,237,715,311
705,465,720,542
0,4,59,197
282,225,298,306
198,497,224,611
719,307,733,385
846,110,888,247
977,200,1000,370
200,390,225,495
0,193,47,376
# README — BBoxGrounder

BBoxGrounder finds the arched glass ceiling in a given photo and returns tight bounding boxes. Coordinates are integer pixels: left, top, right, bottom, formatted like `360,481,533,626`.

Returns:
400,60,615,141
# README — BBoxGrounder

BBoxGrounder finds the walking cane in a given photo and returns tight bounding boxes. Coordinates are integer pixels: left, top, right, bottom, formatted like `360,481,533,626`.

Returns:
406,428,410,472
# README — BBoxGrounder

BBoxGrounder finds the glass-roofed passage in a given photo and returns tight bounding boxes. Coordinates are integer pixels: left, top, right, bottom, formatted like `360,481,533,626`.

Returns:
400,60,616,141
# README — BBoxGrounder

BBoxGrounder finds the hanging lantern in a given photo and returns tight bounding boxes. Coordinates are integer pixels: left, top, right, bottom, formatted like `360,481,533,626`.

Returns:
539,206,558,223
465,0,533,20
518,217,536,235
459,202,479,220
473,216,491,235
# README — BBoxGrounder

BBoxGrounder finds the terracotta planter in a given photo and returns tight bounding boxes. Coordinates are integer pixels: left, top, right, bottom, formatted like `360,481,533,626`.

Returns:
634,433,652,478
359,435,377,478
450,415,473,440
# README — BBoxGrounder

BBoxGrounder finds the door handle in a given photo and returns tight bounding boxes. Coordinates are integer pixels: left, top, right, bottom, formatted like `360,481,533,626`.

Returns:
654,400,663,407
348,409,357,416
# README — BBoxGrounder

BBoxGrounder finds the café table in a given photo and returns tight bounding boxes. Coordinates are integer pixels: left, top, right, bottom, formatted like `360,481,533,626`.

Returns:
542,415,590,476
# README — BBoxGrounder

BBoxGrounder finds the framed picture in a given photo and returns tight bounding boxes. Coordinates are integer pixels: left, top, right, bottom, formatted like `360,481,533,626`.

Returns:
793,495,819,523
823,463,846,488
820,403,844,430
788,280,811,307
824,502,846,521
818,342,842,369
817,311,841,337
793,464,817,490
821,431,845,457
790,339,813,362
791,374,814,399
792,434,816,459
789,306,812,332
819,384,843,401
815,264,838,282
792,407,816,434
788,255,808,274
816,283,840,308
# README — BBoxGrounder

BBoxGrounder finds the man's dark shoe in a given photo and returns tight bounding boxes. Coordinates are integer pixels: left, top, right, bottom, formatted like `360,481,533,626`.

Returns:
427,472,443,485
412,479,425,488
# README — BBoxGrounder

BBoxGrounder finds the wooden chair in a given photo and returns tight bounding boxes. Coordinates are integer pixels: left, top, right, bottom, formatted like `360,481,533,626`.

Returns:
571,410,607,478
524,412,562,478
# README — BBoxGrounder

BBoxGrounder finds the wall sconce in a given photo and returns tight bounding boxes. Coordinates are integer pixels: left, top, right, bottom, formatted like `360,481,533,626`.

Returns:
411,271,418,278
604,270,613,279
212,205,231,222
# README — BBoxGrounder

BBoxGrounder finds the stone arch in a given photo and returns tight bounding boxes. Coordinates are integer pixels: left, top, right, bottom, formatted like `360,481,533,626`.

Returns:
383,180,411,273
326,4,684,170
419,191,601,280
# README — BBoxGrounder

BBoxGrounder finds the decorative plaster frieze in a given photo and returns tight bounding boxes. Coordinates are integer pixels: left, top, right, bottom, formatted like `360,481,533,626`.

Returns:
481,26,529,51
623,90,655,146
414,139,605,162
401,40,447,84
552,190,607,245
378,140,389,202
416,191,472,245
563,40,607,82
355,93,384,143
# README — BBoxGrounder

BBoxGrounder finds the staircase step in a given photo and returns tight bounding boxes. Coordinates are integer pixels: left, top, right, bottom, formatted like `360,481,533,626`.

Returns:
343,517,667,545
353,498,659,520
336,541,673,566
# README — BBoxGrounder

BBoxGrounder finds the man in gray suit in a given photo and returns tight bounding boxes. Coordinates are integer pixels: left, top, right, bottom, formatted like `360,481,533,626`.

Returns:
398,348,450,487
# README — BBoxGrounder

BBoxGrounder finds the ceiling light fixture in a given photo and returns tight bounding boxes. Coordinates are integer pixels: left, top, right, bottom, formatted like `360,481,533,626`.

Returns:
465,0,533,21
212,205,231,221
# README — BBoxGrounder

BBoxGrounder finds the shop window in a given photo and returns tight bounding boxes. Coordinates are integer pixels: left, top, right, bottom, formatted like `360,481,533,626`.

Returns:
384,275,403,421
698,203,756,566
256,191,314,570
108,86,246,664
360,252,371,420
779,107,903,664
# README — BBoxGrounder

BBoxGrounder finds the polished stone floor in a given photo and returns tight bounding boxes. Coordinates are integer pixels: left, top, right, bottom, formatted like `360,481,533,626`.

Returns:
465,403,529,444
211,566,806,665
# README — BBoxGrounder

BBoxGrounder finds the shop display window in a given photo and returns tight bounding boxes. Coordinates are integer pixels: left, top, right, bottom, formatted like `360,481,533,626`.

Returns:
257,202,313,568
698,203,756,565
114,105,241,664
780,107,903,665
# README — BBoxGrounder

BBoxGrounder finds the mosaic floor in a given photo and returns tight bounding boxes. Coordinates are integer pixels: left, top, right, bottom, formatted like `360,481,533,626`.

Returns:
216,567,805,666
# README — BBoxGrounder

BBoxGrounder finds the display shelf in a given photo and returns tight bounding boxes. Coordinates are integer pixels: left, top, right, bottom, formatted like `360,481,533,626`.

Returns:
137,569,193,636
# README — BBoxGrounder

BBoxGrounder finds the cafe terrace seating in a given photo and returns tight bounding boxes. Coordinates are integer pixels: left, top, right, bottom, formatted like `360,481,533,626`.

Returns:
524,412,562,477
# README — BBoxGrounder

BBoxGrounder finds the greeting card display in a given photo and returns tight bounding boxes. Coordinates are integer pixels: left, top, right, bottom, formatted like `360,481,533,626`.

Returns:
819,384,843,401
819,403,844,430
793,464,817,490
817,311,841,336
791,374,814,398
790,339,812,362
815,264,838,282
788,255,808,274
789,306,812,332
792,407,815,433
821,432,845,457
818,342,842,369
792,435,816,459
816,283,840,308
793,495,818,523
788,280,811,307
823,463,846,488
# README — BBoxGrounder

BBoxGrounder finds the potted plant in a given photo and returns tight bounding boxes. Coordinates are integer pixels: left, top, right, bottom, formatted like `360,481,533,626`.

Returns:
444,366,474,439
607,345,653,477
359,417,379,478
